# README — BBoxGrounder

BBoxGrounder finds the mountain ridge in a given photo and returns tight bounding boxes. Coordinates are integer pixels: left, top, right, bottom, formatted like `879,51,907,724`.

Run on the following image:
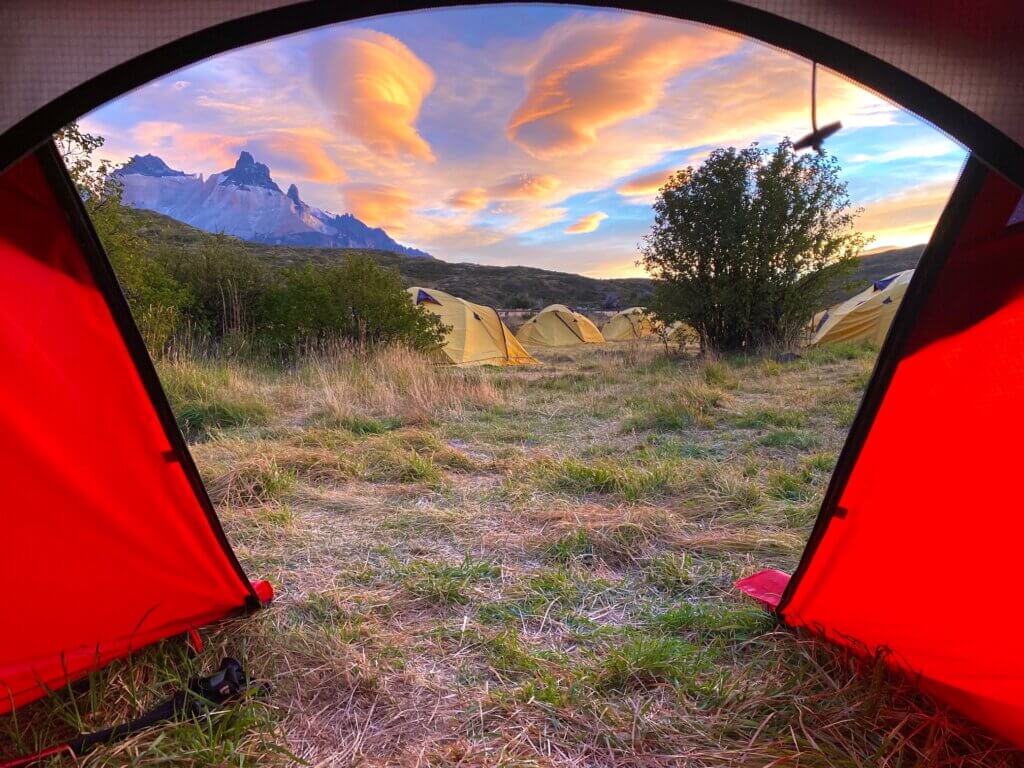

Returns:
115,151,432,259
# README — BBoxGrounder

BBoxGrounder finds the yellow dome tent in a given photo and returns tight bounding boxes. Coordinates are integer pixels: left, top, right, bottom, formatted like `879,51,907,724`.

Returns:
407,287,539,366
516,304,605,347
811,270,914,346
602,307,654,341
666,320,700,347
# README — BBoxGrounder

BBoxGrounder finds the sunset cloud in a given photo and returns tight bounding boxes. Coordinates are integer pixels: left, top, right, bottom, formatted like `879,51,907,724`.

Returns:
489,173,561,199
245,129,345,183
618,168,675,197
651,48,897,156
847,137,959,164
447,173,560,212
507,14,739,158
126,123,346,184
447,187,488,210
502,205,569,234
129,121,241,171
857,179,959,249
565,211,608,234
341,183,415,229
87,6,964,275
314,30,435,162
194,95,253,113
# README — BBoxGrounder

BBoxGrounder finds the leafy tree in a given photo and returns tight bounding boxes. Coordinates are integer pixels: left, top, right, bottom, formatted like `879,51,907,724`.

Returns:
92,201,192,350
640,140,865,351
261,255,447,354
54,122,120,201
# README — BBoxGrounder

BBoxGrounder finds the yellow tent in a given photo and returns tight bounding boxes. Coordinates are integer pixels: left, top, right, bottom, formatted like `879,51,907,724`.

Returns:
811,270,914,346
407,287,539,366
602,307,654,341
666,320,700,347
516,304,605,347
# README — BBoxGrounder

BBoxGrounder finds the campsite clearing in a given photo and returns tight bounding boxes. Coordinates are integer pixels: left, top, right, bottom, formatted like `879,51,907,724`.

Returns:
1,341,1012,766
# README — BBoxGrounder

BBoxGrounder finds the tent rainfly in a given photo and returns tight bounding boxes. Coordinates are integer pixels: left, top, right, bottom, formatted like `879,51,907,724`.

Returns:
811,270,914,346
408,287,538,366
4,0,1024,751
0,146,273,716
602,307,654,341
516,304,605,347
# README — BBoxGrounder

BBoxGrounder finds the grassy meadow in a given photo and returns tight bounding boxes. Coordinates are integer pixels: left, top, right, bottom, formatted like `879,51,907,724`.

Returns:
1,340,1014,766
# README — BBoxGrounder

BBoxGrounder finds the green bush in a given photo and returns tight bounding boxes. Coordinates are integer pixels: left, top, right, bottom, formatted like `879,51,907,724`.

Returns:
260,256,446,354
57,123,192,352
152,234,270,340
99,206,446,358
89,197,192,351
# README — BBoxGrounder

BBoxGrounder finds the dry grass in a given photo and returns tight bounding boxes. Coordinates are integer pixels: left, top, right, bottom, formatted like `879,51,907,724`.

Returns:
2,341,1018,767
303,343,501,427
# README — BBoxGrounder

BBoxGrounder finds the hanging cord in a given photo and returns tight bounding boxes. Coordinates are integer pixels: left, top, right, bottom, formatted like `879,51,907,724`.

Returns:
794,61,842,153
811,61,819,137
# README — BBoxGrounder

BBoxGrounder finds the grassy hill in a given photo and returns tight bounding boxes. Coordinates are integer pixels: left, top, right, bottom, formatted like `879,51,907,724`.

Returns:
130,209,652,310
130,208,924,311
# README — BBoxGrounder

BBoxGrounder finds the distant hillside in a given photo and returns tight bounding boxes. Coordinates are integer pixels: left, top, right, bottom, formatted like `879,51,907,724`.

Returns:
130,209,652,310
825,244,926,305
129,208,923,311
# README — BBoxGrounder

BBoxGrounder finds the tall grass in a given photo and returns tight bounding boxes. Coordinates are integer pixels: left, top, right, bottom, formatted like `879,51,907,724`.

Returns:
17,333,1010,767
303,343,501,427
158,342,505,443
623,382,725,432
157,356,272,439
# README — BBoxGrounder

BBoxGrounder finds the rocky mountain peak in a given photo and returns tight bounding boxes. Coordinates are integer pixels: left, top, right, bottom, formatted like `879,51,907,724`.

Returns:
219,151,281,192
119,154,185,177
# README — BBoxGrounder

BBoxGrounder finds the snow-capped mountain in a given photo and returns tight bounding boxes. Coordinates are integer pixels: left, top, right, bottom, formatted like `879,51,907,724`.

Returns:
115,152,432,259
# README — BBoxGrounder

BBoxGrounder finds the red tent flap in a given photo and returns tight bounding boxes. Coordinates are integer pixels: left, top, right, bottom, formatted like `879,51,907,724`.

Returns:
781,160,1024,747
0,146,259,713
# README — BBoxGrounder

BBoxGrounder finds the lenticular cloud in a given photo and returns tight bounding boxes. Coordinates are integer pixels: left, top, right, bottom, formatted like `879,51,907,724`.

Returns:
314,30,436,162
506,14,738,158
